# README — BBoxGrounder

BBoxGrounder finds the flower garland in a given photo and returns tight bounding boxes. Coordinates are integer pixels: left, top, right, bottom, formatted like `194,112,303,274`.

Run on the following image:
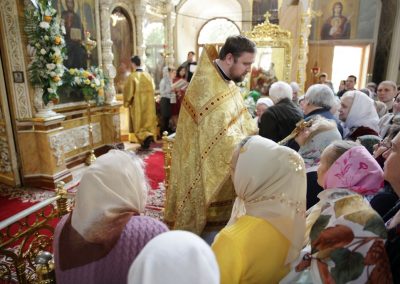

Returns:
24,0,66,105
65,67,106,102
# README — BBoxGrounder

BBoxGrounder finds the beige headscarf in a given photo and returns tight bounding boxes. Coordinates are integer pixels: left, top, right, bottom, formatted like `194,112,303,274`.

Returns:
228,135,307,264
59,150,149,270
71,149,148,243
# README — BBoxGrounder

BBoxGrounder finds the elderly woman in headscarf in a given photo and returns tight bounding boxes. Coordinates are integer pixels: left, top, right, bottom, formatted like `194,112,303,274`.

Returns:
282,140,391,283
54,150,168,284
254,97,274,126
128,231,219,284
339,90,380,140
212,135,307,284
159,66,176,134
294,116,342,209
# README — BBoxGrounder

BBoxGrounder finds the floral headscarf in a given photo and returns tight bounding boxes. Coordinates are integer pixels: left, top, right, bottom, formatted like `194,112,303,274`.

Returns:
324,146,384,195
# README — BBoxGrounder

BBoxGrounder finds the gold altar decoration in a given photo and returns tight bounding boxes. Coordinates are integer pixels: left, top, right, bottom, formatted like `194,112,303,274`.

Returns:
82,31,97,69
85,101,96,166
245,12,292,83
0,181,70,283
82,33,98,165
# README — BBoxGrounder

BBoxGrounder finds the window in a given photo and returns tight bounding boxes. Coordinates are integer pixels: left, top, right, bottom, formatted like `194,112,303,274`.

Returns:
331,45,370,92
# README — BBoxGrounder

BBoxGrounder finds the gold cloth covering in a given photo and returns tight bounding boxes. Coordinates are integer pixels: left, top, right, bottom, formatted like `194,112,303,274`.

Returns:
123,71,158,143
164,45,257,234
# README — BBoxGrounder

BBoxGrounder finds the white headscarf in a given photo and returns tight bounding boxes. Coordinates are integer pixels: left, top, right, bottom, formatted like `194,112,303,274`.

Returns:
228,135,306,264
127,231,220,284
71,150,148,243
256,97,274,108
342,91,379,138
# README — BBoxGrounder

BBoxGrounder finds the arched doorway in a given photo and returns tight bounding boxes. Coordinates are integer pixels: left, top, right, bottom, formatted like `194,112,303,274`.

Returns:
175,0,244,64
197,18,240,56
110,7,134,94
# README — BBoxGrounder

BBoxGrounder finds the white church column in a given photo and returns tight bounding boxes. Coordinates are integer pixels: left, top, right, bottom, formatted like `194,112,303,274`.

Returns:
134,1,147,59
297,0,317,92
165,1,176,66
386,0,400,81
100,0,117,104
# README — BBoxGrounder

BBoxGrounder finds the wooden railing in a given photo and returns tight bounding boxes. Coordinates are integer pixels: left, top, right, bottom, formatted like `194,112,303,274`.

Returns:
0,182,70,283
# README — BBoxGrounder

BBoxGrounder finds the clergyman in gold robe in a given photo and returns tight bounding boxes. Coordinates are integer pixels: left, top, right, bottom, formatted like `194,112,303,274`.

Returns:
123,56,157,149
164,36,258,234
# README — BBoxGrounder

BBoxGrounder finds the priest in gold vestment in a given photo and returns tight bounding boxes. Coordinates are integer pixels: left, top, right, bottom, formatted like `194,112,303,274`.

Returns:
123,56,157,148
164,36,258,234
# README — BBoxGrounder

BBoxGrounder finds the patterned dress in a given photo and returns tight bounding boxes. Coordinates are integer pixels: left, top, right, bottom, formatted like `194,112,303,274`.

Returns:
282,189,392,283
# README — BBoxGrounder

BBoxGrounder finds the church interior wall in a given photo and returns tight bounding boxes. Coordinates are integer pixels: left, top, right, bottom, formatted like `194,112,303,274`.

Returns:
305,44,334,88
357,0,379,39
373,0,397,83
305,0,382,89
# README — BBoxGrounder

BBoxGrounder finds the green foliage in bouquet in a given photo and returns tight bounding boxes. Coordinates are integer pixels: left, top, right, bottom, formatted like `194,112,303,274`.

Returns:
24,0,66,105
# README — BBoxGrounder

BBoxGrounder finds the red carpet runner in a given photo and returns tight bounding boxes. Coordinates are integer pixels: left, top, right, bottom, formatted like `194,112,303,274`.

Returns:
0,148,166,223
143,150,166,220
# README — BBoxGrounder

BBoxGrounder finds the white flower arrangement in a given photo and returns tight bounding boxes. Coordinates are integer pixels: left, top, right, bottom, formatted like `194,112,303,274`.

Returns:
25,0,66,105
66,67,106,101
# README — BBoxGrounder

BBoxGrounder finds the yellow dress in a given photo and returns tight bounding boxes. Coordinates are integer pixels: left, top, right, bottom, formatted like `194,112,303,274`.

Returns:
164,45,257,234
123,71,157,143
212,215,290,284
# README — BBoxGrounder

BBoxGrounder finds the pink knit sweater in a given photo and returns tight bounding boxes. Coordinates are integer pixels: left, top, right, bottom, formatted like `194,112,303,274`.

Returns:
54,214,168,284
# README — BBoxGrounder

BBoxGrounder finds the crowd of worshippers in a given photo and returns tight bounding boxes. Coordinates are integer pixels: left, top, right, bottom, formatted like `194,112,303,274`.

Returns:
53,77,400,283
